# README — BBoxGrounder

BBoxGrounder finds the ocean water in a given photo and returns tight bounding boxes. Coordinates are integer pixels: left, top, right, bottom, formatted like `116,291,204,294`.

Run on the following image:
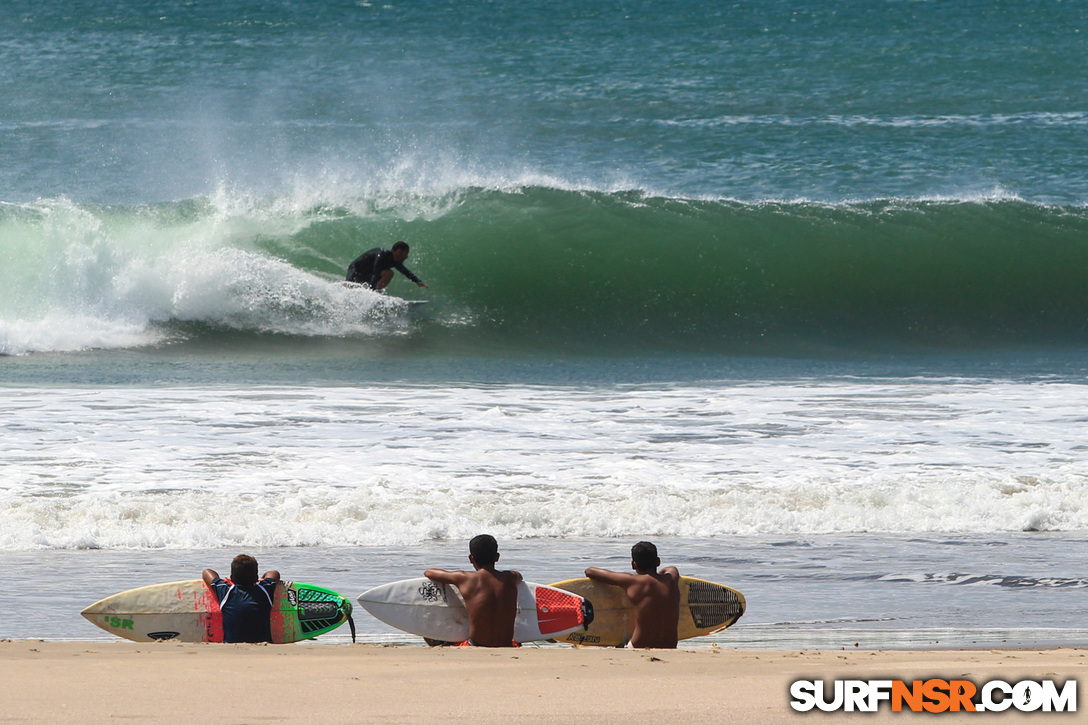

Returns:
3,0,1088,647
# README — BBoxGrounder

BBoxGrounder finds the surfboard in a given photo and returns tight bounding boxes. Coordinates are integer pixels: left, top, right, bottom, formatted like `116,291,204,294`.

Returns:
81,580,354,643
357,578,592,643
341,281,429,305
548,576,745,647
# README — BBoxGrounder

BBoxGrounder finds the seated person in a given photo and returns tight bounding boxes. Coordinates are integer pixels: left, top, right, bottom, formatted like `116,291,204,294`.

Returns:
202,554,281,643
585,541,680,648
424,534,521,647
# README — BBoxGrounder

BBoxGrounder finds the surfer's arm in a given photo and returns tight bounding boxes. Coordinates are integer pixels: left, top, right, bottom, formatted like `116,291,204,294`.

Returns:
395,263,427,287
585,567,634,587
262,570,281,583
424,568,466,585
660,566,679,580
201,569,220,586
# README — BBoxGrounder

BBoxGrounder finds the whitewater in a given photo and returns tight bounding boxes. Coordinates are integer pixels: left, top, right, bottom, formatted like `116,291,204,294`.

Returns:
5,378,1088,551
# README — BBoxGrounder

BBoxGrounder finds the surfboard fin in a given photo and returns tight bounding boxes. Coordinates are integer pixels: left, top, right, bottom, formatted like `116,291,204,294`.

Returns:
581,599,595,629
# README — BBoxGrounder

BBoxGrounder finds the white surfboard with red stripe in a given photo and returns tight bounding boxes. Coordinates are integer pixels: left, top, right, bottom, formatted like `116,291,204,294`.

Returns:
357,578,592,643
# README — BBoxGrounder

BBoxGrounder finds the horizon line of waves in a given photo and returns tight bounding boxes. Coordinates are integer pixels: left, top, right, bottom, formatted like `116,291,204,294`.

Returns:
658,111,1088,130
4,178,1080,216
876,572,1088,589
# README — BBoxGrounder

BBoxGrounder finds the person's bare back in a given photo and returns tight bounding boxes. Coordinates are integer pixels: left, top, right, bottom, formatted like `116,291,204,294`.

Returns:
622,568,680,648
424,534,523,647
447,567,521,646
586,541,680,648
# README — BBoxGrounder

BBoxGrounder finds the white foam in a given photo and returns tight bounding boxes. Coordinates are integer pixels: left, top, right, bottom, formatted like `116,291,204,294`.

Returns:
3,381,1088,549
0,197,417,354
164,247,407,336
0,314,166,355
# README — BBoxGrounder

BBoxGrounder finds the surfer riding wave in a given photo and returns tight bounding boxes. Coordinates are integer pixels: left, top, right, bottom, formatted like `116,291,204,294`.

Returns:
346,241,429,292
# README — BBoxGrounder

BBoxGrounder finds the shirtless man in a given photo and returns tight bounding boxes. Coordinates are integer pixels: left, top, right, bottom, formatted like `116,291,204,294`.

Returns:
585,541,680,648
424,534,522,647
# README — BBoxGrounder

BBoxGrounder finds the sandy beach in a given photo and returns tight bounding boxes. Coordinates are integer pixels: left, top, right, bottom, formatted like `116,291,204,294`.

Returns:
2,642,1081,723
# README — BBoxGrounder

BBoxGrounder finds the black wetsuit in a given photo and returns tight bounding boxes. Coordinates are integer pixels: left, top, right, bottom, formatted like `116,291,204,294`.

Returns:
346,248,423,289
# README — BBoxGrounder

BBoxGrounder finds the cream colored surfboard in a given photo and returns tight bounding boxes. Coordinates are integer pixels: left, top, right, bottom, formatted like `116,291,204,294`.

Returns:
81,579,353,643
549,576,745,647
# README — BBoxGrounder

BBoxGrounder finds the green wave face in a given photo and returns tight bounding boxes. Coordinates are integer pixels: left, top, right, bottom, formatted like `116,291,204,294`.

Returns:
294,190,1088,353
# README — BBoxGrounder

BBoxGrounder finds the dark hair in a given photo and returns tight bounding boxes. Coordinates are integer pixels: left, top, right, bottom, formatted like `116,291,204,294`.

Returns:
469,534,499,567
631,541,659,571
230,554,260,586
391,240,410,253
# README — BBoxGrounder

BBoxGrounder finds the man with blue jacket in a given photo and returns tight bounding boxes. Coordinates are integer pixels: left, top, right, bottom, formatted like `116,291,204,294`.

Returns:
202,555,281,643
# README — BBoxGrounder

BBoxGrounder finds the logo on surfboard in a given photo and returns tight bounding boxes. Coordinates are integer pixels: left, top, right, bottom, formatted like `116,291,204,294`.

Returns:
147,631,181,641
418,581,446,603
